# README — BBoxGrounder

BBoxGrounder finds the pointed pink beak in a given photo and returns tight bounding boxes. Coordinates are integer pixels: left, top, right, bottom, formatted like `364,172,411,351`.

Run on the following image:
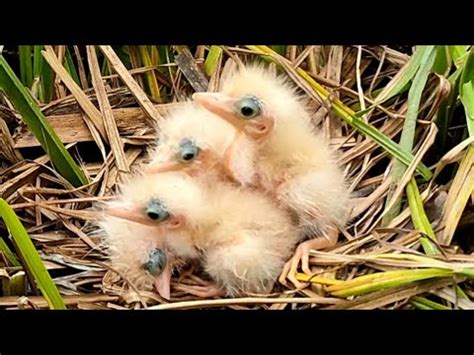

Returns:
154,262,172,300
193,92,274,140
193,92,246,131
106,204,155,226
145,161,185,174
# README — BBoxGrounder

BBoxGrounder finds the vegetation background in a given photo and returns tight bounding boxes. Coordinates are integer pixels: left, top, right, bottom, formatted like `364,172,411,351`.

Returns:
0,45,472,310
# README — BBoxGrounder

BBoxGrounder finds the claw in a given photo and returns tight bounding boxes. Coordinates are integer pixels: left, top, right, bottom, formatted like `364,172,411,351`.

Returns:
279,245,304,288
279,225,340,288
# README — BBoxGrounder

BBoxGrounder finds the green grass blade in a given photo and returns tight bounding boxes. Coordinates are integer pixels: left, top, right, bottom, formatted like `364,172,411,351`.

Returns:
5,271,27,296
449,46,469,68
33,45,43,78
459,47,474,137
0,54,88,187
64,47,81,86
435,67,463,155
114,46,132,69
383,46,436,223
329,268,453,297
410,300,433,310
204,46,223,77
455,285,470,300
270,45,286,56
0,237,21,267
410,296,451,310
138,46,161,102
406,178,439,255
0,199,66,309
247,45,433,180
101,53,110,76
432,46,451,75
18,45,33,88
374,46,431,105
396,46,436,149
458,268,474,277
150,46,160,65
32,45,45,101
40,51,53,102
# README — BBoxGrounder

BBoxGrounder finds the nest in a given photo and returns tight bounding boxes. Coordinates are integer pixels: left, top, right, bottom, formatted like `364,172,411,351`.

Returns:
0,45,473,310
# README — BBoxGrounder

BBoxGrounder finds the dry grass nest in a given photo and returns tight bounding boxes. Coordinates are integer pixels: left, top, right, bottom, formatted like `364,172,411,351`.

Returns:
0,45,473,310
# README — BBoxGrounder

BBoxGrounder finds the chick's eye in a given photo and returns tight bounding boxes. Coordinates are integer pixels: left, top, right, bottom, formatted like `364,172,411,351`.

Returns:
236,96,261,119
177,139,200,163
143,248,167,276
145,198,170,222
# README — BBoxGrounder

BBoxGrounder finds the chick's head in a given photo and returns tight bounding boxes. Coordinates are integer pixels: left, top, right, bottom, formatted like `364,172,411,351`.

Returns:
193,64,310,141
106,171,207,233
146,103,238,180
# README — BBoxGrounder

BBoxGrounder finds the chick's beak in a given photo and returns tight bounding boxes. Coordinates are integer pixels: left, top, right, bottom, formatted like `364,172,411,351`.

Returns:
154,262,172,300
193,92,274,140
145,160,184,174
106,204,152,226
146,149,214,178
193,92,246,131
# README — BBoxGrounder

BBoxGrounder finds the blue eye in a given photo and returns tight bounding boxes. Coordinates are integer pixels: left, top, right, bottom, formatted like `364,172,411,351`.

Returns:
145,198,170,222
144,248,167,276
177,138,200,163
235,96,262,119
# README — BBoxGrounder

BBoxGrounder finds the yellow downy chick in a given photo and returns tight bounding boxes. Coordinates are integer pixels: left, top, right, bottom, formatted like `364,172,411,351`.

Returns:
105,171,299,297
193,64,351,286
146,101,258,187
97,213,174,299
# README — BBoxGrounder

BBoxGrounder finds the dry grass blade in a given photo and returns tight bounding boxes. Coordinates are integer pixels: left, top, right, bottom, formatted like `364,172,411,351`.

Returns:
87,46,129,173
14,103,182,148
439,146,474,245
0,294,118,309
307,250,474,270
42,46,107,140
175,47,209,92
99,46,163,124
431,287,474,309
147,296,343,310
431,136,474,180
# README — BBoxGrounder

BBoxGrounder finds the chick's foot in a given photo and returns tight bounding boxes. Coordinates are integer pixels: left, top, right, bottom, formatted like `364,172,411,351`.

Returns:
279,227,339,288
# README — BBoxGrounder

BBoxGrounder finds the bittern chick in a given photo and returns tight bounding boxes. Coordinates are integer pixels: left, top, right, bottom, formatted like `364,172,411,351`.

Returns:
97,213,174,299
146,101,258,187
105,171,299,298
194,64,351,287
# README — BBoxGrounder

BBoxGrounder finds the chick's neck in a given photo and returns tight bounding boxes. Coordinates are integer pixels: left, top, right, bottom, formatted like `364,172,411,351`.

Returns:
256,119,329,188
